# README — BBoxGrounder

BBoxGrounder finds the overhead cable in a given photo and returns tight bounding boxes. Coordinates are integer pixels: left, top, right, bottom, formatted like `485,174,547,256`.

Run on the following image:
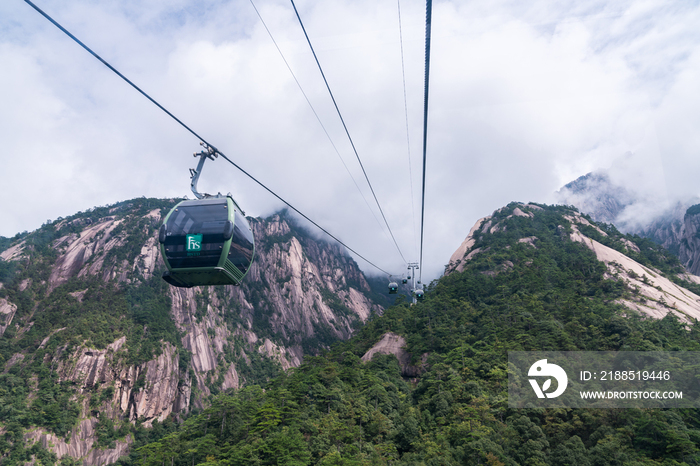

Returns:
397,0,419,259
23,0,394,276
248,0,389,243
289,0,408,265
24,0,208,144
215,152,392,275
419,0,433,283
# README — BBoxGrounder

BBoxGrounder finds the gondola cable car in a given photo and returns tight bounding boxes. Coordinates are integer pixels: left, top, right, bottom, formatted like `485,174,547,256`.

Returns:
414,286,424,300
388,280,399,294
159,143,255,288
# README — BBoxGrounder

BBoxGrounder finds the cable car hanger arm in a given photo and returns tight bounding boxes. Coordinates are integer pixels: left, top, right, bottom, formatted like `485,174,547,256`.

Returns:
190,144,219,200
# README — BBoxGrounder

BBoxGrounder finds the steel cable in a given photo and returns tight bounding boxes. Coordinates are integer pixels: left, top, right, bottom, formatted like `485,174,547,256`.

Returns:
397,0,419,260
248,0,387,237
23,0,395,276
419,0,433,284
289,0,408,265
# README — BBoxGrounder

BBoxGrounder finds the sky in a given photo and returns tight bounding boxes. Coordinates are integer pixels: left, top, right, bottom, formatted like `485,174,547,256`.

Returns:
2,0,700,282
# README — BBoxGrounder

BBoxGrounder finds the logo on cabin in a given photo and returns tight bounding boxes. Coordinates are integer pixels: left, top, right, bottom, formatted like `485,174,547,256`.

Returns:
528,359,568,399
186,234,202,254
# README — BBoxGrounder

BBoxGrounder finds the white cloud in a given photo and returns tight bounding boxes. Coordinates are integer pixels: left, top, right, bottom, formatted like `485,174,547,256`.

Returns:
2,0,700,282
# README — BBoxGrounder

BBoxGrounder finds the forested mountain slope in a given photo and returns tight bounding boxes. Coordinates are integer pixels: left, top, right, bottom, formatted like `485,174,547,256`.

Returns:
127,203,700,466
0,198,383,465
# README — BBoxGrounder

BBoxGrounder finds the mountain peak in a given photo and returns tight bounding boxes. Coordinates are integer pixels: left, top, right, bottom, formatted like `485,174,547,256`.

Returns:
556,171,634,225
446,202,700,322
445,202,544,275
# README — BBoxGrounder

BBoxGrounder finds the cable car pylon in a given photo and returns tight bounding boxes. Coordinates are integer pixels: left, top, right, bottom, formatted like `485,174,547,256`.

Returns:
407,262,420,303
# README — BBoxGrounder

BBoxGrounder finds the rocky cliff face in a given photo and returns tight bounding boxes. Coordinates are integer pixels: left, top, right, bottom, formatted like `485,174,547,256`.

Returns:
0,198,382,464
677,207,700,275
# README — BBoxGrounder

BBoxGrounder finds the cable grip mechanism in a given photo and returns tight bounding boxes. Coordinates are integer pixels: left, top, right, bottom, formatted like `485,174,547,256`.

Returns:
190,142,220,199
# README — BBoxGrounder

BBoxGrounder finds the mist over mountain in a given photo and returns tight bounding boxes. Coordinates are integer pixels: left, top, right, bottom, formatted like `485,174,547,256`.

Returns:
557,170,700,274
556,172,634,225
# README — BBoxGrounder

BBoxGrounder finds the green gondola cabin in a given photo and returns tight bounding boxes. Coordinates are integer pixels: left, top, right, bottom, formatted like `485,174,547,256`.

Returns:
389,281,399,294
159,195,254,287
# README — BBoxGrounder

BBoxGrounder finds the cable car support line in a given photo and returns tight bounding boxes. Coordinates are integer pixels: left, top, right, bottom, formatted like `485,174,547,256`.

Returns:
23,0,209,148
397,0,419,260
289,0,408,266
419,0,433,285
248,0,386,237
23,0,394,277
